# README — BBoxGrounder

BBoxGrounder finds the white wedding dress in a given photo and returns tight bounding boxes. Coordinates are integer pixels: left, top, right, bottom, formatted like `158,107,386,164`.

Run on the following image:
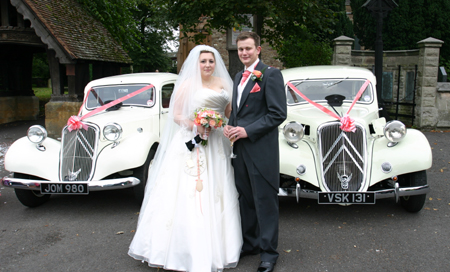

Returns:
129,88,242,272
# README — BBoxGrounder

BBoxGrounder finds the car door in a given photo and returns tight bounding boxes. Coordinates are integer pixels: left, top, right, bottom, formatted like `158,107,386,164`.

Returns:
159,83,175,135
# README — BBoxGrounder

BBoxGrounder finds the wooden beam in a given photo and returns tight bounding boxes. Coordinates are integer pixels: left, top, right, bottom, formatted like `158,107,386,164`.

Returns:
47,49,64,95
1,0,9,26
74,62,89,99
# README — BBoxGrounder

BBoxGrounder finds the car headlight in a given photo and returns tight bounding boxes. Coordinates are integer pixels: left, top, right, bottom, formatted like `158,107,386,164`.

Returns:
383,120,406,143
283,121,304,143
103,123,122,141
27,125,47,144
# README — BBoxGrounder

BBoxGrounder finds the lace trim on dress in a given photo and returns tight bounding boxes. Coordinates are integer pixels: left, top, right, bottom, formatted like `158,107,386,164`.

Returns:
128,251,239,272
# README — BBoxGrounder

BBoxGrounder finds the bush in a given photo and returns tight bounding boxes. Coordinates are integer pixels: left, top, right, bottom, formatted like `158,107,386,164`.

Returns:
33,87,51,117
278,38,333,68
32,53,50,79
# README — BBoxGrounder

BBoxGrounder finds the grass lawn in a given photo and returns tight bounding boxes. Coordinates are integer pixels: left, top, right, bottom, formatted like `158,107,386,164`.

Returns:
33,87,52,117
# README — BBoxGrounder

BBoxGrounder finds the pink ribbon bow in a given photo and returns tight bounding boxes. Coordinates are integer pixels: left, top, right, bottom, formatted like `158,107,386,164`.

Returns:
67,116,89,132
339,114,356,133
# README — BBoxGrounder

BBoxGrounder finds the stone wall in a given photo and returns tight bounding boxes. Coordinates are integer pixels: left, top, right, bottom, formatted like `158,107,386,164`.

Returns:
45,101,82,139
437,82,450,127
333,36,446,129
0,96,39,124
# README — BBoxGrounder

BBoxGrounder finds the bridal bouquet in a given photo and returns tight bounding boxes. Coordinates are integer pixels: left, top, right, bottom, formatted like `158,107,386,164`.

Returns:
186,108,225,149
194,108,225,129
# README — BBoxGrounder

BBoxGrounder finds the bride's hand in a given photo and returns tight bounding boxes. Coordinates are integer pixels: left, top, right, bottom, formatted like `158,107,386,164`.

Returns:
223,125,232,138
197,125,211,138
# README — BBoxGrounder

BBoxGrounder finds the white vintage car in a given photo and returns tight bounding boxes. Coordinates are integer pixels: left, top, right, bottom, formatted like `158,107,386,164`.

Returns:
278,66,432,212
2,73,177,207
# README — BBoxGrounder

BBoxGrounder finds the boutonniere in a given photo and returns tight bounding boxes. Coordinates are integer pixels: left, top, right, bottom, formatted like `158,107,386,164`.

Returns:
250,67,268,82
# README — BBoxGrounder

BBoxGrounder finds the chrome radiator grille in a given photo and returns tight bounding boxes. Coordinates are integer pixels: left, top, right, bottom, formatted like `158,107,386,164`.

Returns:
60,124,99,181
318,122,366,191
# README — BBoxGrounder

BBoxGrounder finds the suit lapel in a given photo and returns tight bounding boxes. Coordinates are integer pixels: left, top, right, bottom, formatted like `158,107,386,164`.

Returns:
232,71,243,120
237,62,266,114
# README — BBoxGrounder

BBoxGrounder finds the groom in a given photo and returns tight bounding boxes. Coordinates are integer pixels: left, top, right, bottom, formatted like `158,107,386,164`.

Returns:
224,32,287,272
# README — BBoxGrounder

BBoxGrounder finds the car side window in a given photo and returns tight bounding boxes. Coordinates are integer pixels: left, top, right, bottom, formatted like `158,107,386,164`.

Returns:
161,84,174,108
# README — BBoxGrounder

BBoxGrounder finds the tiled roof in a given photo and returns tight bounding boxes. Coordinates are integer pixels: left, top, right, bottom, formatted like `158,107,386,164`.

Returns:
22,0,131,64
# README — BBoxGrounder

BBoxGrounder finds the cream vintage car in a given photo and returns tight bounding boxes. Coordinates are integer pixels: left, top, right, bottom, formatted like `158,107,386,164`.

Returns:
2,73,177,207
278,66,432,212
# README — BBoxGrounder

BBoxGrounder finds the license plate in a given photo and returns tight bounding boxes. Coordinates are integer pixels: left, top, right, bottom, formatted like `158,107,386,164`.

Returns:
318,192,375,204
40,183,89,194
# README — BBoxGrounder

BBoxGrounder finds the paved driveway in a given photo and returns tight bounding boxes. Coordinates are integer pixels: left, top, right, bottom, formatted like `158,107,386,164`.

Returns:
1,120,449,271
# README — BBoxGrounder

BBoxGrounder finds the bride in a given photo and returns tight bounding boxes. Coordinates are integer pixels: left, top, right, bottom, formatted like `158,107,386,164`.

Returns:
128,45,243,271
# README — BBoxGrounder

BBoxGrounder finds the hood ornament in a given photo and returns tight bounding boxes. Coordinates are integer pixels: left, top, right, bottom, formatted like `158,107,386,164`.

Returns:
337,172,352,190
68,169,81,181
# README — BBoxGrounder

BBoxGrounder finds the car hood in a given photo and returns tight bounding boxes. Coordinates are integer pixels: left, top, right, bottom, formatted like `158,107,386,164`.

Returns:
79,106,156,131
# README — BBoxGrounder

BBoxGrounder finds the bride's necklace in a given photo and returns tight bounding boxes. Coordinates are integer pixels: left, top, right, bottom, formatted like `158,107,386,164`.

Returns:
202,77,214,87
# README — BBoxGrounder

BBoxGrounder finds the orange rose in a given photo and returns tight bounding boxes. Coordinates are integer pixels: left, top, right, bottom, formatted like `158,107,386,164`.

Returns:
209,119,216,127
253,70,262,78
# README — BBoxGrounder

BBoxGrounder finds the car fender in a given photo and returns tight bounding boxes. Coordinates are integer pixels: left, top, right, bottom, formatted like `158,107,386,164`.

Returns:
370,129,432,184
93,131,158,180
280,139,320,188
5,137,61,180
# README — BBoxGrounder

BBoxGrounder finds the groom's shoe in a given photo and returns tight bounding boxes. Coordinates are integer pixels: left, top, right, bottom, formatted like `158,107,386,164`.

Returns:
257,261,275,272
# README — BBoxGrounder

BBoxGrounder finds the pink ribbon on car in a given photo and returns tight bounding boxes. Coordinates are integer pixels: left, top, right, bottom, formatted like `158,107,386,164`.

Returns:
67,84,154,132
287,80,370,133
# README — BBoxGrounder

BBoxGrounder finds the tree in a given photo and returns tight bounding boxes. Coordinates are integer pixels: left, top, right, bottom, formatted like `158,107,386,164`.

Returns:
75,0,140,50
128,2,177,72
273,0,353,68
330,0,354,40
76,0,176,72
351,0,450,72
155,0,342,67
32,53,50,79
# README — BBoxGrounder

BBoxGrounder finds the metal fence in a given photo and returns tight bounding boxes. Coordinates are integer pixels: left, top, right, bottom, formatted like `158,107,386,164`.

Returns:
382,65,417,127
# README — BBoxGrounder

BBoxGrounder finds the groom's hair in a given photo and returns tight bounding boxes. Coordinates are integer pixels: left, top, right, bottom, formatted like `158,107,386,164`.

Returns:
236,32,260,47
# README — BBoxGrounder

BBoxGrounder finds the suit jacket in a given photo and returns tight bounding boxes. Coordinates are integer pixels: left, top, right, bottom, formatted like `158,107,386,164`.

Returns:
229,62,287,189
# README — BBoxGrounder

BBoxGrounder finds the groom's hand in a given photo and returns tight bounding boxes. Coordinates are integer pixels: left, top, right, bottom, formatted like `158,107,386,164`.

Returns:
228,126,247,141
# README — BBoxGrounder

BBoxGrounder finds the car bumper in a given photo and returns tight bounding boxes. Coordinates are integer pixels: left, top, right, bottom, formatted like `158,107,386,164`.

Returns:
278,183,430,203
1,177,140,192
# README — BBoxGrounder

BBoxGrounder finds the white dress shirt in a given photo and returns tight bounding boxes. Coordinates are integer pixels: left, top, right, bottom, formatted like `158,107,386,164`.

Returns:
237,58,260,108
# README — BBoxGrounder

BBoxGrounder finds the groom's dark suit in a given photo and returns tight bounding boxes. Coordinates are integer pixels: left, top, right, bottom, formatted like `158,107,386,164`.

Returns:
229,61,287,263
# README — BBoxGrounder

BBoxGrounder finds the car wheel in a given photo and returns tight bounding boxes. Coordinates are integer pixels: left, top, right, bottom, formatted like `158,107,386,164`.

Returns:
13,173,51,207
400,170,427,213
133,148,156,205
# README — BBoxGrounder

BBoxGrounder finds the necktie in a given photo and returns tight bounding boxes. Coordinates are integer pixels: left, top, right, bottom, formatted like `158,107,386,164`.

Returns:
240,70,251,86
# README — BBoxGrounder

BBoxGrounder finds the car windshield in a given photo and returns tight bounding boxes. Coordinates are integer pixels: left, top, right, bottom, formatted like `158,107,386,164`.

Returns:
85,84,155,110
286,79,373,105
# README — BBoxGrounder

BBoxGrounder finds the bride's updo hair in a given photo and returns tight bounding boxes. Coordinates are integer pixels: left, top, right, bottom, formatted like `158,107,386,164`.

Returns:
200,50,216,59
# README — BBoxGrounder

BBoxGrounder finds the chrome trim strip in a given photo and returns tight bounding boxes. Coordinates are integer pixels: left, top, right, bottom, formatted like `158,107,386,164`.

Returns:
1,177,140,192
60,122,100,181
318,122,367,192
278,185,430,201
